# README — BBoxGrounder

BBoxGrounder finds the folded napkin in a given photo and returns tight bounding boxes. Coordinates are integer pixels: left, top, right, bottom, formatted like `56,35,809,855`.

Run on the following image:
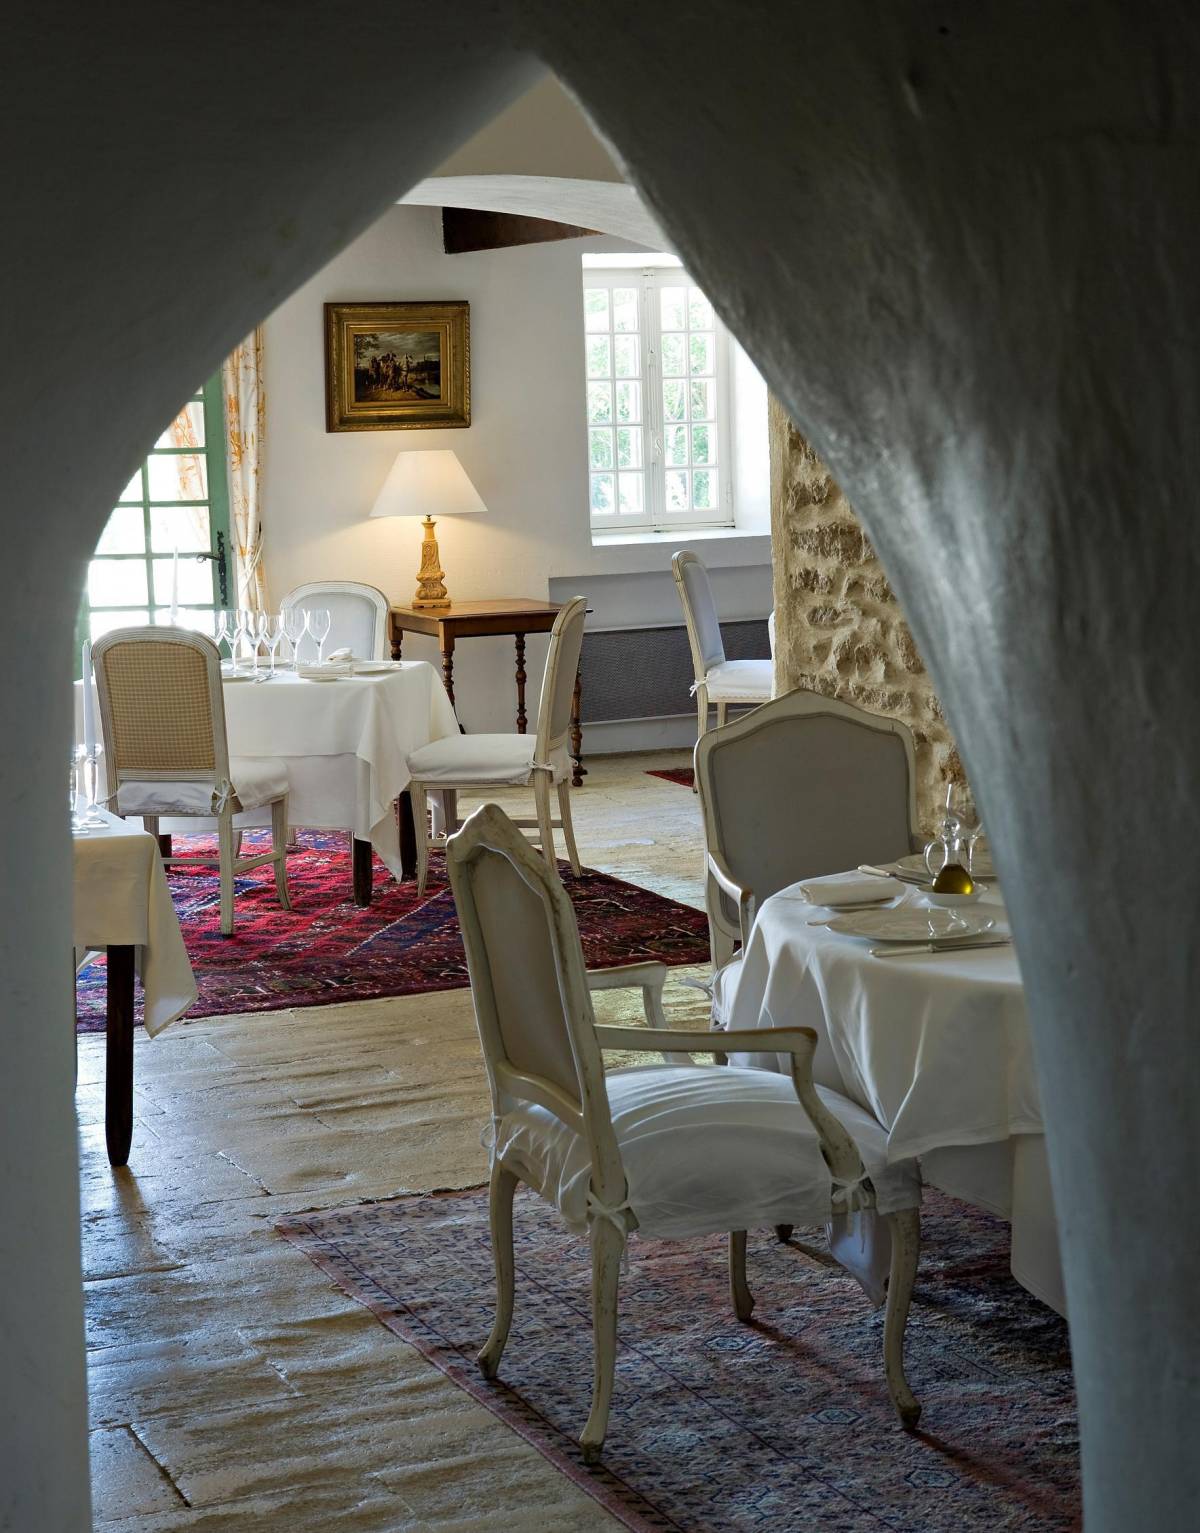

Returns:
297,661,353,678
784,871,894,907
326,646,357,663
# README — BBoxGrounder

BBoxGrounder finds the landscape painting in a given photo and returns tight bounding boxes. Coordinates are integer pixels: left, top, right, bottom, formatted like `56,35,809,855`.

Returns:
325,301,470,431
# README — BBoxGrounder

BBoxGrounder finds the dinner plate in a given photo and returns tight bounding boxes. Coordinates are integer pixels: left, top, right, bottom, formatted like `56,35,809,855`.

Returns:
825,907,996,943
352,661,401,674
221,672,255,684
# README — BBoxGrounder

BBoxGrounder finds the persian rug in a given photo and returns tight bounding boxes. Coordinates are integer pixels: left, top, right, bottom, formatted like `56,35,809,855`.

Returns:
647,766,695,788
75,831,709,1032
278,1186,1079,1533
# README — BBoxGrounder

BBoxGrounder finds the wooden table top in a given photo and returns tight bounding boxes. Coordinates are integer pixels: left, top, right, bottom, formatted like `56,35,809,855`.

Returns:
389,597,564,622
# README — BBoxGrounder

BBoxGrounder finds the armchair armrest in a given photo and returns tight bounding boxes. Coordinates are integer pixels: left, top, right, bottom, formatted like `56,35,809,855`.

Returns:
587,962,668,994
706,851,756,947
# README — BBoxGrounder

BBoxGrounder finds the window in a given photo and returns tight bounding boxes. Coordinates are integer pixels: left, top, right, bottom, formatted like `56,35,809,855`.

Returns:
80,374,231,648
583,265,733,533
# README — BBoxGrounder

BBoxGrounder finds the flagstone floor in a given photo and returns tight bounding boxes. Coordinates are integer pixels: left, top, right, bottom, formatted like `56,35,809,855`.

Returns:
79,751,711,1530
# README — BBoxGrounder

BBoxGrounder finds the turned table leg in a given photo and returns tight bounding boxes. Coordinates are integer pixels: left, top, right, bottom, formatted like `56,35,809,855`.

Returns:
515,632,528,733
397,790,418,880
352,836,374,906
105,943,135,1166
570,665,586,787
440,639,456,707
390,629,403,661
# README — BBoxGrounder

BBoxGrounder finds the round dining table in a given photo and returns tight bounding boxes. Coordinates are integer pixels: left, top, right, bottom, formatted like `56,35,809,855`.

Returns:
714,877,1067,1316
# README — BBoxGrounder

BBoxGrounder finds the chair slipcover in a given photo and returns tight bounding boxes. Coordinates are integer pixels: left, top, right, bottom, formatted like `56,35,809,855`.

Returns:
114,756,289,815
492,1063,920,1239
703,658,774,701
406,733,571,786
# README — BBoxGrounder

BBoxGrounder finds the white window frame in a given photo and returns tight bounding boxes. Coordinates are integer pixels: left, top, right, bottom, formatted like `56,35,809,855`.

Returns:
582,265,735,533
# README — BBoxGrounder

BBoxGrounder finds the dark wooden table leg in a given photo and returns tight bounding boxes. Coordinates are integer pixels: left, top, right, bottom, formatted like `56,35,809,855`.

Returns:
514,632,528,734
440,638,456,707
397,791,417,880
390,627,403,662
570,665,586,787
156,833,172,860
352,836,374,906
105,944,135,1167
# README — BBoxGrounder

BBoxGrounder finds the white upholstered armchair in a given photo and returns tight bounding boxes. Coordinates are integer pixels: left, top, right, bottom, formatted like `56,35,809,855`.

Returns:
92,627,290,936
695,687,922,972
446,801,922,1464
280,580,389,661
405,595,586,895
672,548,772,737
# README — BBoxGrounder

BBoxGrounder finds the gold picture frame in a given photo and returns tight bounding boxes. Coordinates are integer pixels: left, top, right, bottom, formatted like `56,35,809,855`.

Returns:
324,300,470,432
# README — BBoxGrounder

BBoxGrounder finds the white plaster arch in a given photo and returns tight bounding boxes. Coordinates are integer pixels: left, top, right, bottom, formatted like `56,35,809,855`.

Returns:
2,5,1197,1529
400,173,669,248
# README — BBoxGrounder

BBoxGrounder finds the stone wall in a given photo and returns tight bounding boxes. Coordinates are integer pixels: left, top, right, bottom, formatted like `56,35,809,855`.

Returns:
769,396,959,830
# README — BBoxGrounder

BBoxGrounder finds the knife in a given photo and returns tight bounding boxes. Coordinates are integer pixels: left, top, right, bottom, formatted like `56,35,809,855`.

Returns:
857,863,931,888
870,937,1012,958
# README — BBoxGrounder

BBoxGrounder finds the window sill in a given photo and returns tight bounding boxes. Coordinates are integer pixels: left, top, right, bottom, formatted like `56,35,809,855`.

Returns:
590,523,767,549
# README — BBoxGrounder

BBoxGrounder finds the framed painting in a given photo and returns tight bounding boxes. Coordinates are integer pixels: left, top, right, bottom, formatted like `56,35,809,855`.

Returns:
324,301,470,431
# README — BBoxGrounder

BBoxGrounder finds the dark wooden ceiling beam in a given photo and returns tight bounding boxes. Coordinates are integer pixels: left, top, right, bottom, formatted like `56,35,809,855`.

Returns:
441,206,599,255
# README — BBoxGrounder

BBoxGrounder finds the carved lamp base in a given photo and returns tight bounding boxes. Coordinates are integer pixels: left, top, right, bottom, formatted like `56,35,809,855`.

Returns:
412,514,451,609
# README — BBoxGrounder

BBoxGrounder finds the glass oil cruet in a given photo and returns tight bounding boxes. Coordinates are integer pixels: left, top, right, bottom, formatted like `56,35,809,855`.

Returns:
924,781,976,894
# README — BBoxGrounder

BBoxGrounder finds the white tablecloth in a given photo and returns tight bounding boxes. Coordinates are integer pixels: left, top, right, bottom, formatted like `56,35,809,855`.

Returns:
73,809,197,1036
76,662,459,879
715,881,1041,1161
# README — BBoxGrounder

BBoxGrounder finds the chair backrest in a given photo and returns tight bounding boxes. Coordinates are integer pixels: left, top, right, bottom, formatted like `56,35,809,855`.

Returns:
92,627,231,799
534,596,587,763
672,549,726,683
281,580,389,660
696,688,919,945
446,802,625,1207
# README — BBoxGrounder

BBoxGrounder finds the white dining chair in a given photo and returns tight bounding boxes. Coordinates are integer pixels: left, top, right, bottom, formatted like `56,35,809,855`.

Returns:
280,580,389,661
672,549,772,738
447,801,922,1463
91,627,291,937
695,687,922,973
405,595,587,895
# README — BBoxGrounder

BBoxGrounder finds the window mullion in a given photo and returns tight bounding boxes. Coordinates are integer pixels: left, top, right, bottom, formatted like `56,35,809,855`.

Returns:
643,273,665,530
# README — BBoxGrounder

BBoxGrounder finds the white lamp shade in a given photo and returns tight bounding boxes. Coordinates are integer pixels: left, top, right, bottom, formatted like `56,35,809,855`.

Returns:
369,449,487,520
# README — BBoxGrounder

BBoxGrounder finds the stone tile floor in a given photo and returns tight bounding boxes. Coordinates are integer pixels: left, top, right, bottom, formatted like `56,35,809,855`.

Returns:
79,751,711,1530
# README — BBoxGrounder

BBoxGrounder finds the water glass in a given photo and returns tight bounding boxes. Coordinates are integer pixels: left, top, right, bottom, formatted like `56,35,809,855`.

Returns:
309,608,332,666
81,748,107,828
232,609,250,670
69,747,85,832
263,614,283,675
283,606,305,666
214,608,232,660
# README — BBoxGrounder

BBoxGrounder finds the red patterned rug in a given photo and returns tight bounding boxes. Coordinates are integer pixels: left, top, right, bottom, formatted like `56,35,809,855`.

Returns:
75,831,708,1032
278,1186,1079,1532
647,766,695,788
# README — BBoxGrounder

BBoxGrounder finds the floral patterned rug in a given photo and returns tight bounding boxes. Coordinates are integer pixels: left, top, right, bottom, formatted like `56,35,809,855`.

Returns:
75,832,709,1032
647,766,695,788
278,1186,1079,1531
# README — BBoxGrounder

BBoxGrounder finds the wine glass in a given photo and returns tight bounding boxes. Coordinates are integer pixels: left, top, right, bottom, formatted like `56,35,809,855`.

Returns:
232,609,250,671
308,608,332,666
81,747,107,828
283,606,306,667
214,608,232,661
248,611,265,675
69,746,86,833
263,613,283,676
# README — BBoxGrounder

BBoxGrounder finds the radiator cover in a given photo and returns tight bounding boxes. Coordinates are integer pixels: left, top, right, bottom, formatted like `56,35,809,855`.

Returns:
579,620,770,723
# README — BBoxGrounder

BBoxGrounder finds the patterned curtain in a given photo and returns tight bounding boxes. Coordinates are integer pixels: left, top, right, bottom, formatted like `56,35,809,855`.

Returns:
221,328,268,611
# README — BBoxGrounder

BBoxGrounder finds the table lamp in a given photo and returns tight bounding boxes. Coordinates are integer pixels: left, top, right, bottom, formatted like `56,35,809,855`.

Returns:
369,449,487,609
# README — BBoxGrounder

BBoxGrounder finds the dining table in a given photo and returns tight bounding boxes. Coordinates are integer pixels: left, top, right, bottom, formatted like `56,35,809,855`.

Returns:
713,872,1067,1316
74,807,198,1165
75,658,459,903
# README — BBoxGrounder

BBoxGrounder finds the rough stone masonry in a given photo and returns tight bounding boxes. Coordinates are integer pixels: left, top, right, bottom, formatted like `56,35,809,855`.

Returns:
769,396,960,830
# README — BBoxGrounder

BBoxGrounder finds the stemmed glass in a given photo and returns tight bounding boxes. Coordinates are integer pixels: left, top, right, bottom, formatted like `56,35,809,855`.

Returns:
214,609,232,662
283,606,306,667
232,609,250,672
308,608,332,667
80,747,107,829
69,746,86,833
263,614,283,676
249,611,265,676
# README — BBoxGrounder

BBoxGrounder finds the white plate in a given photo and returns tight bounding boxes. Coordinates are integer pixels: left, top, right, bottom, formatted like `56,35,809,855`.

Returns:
221,672,256,684
301,672,343,682
353,661,401,674
825,907,996,943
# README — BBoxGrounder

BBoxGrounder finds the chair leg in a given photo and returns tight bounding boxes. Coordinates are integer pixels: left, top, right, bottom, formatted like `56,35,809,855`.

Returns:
217,811,236,937
580,1214,625,1465
729,1230,755,1321
270,798,292,912
556,779,582,876
411,782,430,896
883,1207,921,1429
442,788,458,836
534,775,557,868
716,701,727,728
477,1164,518,1381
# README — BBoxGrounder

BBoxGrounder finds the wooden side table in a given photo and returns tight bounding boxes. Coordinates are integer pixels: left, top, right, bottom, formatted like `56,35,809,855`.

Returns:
389,597,586,786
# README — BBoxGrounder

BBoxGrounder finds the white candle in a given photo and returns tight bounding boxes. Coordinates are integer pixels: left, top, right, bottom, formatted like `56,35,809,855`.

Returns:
81,641,96,756
170,544,180,620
